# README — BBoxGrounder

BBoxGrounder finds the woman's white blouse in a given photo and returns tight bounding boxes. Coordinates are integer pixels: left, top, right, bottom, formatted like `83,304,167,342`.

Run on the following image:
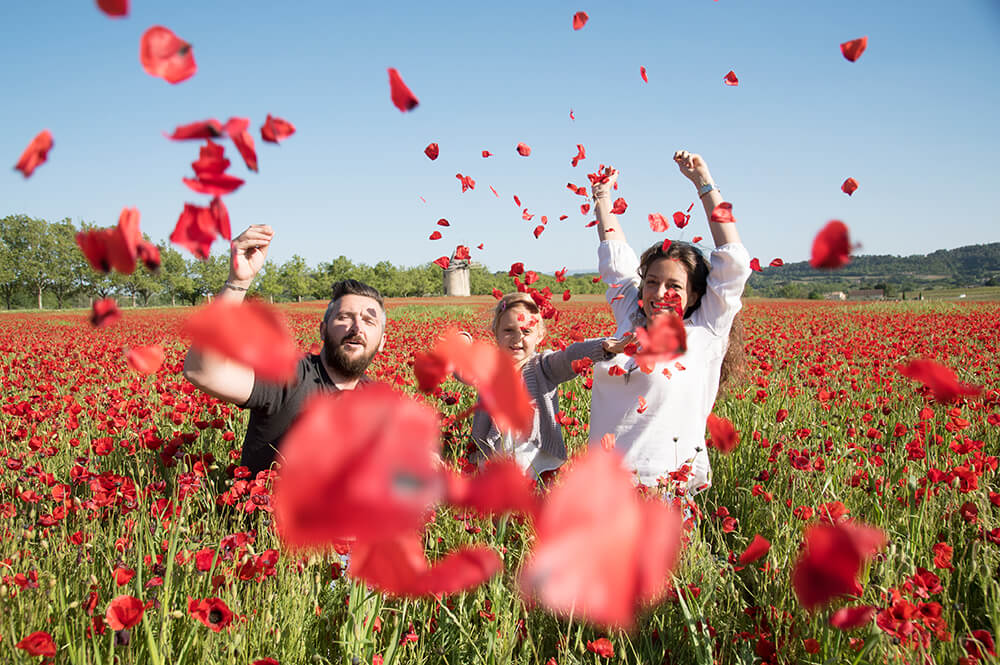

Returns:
589,239,752,492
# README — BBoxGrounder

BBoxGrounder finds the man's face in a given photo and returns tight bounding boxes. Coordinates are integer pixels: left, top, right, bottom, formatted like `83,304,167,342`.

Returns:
320,294,385,379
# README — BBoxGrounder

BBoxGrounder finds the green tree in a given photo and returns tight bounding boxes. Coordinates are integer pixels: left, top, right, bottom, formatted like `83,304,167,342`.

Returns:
49,218,86,308
0,216,20,309
158,244,200,306
191,253,229,302
280,255,312,302
256,260,284,304
0,215,53,309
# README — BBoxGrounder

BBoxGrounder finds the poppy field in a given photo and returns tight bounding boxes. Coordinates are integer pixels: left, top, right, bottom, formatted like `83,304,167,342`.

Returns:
2,296,998,664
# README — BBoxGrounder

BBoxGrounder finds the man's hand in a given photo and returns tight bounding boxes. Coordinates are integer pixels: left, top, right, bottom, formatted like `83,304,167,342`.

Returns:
229,225,273,285
673,150,713,187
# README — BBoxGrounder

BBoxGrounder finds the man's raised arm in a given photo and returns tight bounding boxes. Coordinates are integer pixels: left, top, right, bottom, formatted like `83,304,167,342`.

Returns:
183,225,274,405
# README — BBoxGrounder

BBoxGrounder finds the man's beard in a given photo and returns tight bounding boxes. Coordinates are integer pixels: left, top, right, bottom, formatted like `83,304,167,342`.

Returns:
323,334,378,379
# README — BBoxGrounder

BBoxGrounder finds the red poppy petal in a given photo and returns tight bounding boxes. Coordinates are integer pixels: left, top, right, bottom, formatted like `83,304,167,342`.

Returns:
445,459,539,518
454,245,471,260
260,114,296,143
432,256,450,270
841,177,859,195
533,225,545,238
388,68,419,112
96,0,128,17
738,534,771,565
640,66,648,83
516,142,531,157
769,258,784,267
897,358,982,403
648,213,668,232
809,220,851,269
223,117,258,172
724,70,739,86
424,142,439,160
184,300,299,383
273,385,443,548
829,606,876,630
710,202,736,224
429,231,442,240
750,258,761,272
126,345,164,374
182,173,245,197
706,413,739,454
140,26,196,84
105,595,144,631
14,130,53,178
572,11,589,30
840,36,868,62
167,119,223,140
91,298,121,328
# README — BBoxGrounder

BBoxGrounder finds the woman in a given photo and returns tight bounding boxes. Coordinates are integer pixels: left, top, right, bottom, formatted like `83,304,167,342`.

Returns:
589,150,752,496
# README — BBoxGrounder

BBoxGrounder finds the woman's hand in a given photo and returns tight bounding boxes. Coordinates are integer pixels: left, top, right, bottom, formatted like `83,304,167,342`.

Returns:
602,331,637,356
673,150,713,188
229,224,273,285
591,167,619,201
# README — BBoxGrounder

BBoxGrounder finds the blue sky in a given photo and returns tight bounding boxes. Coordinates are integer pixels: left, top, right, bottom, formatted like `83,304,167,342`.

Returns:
2,0,998,273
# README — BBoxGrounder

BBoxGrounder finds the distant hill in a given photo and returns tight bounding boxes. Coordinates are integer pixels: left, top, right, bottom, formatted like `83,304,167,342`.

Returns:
747,242,1000,298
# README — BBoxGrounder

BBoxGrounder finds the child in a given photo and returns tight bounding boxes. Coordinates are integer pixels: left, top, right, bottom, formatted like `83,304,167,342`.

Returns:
465,292,631,479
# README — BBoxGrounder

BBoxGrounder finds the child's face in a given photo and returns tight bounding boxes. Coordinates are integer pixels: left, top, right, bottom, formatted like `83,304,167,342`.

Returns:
495,306,544,364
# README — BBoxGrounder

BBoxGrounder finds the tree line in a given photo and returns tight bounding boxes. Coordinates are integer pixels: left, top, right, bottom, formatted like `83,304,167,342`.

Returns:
0,214,607,310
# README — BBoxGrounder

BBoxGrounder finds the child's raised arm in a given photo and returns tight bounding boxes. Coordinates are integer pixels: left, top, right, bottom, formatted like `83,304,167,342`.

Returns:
537,334,636,385
673,150,742,248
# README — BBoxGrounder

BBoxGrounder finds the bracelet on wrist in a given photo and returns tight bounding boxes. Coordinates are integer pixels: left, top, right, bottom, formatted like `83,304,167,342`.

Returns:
224,281,249,292
697,183,719,199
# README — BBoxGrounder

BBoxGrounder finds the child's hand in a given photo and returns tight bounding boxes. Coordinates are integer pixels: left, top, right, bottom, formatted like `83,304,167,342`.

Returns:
602,332,636,355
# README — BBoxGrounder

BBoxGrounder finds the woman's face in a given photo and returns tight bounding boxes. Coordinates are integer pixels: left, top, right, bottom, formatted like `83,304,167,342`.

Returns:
494,306,544,364
641,257,698,319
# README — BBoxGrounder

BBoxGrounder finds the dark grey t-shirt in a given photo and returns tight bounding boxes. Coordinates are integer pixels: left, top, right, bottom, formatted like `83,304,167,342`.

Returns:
239,354,338,475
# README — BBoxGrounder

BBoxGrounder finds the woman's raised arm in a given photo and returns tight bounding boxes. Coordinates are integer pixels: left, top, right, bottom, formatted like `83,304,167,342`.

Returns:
673,150,741,248
591,168,625,244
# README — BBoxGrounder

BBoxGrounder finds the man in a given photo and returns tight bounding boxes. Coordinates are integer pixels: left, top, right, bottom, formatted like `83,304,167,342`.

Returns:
183,224,387,475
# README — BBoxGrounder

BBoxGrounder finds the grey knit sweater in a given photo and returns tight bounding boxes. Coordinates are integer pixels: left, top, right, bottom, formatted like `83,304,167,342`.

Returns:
469,338,610,463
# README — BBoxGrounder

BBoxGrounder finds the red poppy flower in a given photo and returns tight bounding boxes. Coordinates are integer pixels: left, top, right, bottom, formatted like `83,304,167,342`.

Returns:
273,385,444,548
571,144,586,167
113,567,135,586
433,256,450,270
140,26,196,84
572,11,589,30
965,630,996,661
96,0,128,17
841,177,859,195
840,36,868,62
167,119,223,140
350,531,501,597
76,207,146,275
516,142,532,157
16,631,57,657
105,595,144,631
791,521,885,611
749,258,762,272
424,143,439,160
640,66,648,83
661,238,672,252
710,202,736,224
611,198,628,215
388,68,419,112
897,359,982,403
586,638,614,657
184,300,299,383
223,117,258,172
809,220,851,269
260,114,296,143
14,129,53,178
429,231,442,240
126,346,164,374
724,70,739,86
673,211,690,228
707,413,739,454
648,213,668,232
829,605,876,630
738,534,770,565
187,596,234,632
520,448,683,629
91,298,121,328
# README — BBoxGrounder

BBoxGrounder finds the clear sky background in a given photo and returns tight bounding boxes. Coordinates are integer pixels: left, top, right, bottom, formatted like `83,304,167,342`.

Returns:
2,1,998,273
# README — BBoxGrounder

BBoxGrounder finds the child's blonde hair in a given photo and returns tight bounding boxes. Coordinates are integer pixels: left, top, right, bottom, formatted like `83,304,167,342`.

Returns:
490,292,545,337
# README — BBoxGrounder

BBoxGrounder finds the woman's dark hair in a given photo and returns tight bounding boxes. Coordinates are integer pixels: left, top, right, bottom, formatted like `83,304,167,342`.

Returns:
636,240,747,396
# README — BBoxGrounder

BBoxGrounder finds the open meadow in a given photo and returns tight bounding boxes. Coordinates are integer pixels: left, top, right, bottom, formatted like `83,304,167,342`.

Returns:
1,297,998,664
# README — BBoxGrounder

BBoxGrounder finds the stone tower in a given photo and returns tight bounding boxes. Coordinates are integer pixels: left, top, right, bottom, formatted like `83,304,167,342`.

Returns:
443,252,471,296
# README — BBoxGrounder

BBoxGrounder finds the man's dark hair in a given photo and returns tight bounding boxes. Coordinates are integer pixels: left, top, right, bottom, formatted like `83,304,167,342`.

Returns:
325,279,386,325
